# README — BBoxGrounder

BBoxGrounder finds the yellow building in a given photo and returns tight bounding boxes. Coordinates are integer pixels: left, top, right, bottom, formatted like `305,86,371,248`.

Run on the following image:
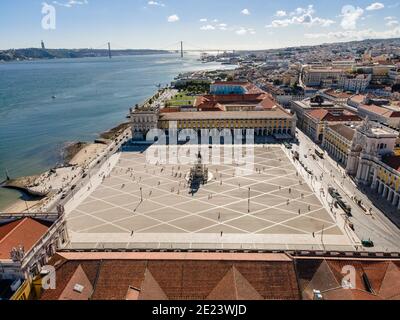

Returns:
323,120,400,210
323,124,355,166
158,109,296,138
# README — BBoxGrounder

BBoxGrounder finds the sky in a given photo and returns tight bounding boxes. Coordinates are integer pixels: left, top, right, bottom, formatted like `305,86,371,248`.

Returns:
1,0,400,50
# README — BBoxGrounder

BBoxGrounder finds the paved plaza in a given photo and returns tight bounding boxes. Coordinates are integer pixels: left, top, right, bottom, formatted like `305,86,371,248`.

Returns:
65,144,355,251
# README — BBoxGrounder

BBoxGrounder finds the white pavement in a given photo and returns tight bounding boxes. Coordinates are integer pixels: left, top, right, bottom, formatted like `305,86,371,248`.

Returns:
64,144,355,251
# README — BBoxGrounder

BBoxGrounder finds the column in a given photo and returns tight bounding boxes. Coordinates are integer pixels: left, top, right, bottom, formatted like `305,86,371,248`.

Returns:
392,193,399,206
387,189,394,202
378,181,384,194
383,186,389,198
363,165,370,182
371,169,378,189
356,163,364,181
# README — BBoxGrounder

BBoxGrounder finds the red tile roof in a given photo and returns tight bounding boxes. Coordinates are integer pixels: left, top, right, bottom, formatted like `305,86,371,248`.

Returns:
324,89,353,99
195,93,277,111
40,253,299,300
296,259,400,300
40,253,400,301
0,218,50,260
307,108,362,122
58,265,94,300
360,104,400,118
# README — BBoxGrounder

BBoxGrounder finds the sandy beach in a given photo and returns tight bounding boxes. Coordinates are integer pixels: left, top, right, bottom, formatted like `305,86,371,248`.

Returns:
68,143,107,167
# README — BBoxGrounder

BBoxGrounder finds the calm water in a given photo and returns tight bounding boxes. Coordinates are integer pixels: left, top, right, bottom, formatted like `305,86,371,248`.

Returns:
0,53,233,210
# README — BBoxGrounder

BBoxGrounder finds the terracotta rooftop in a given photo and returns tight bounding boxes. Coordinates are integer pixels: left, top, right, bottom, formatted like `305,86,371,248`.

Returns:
307,108,362,122
40,253,299,300
296,258,400,300
328,124,356,141
0,218,51,260
159,110,292,121
194,93,277,111
360,104,400,118
39,252,400,300
324,89,354,99
296,259,400,300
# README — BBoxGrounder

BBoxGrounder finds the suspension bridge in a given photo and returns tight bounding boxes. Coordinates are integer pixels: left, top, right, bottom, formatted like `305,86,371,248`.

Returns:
92,41,237,59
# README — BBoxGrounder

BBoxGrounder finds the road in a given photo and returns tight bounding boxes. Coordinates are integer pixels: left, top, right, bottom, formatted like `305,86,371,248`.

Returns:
294,130,400,252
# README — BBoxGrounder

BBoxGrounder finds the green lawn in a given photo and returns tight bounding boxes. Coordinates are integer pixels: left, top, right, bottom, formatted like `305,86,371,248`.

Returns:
167,92,196,107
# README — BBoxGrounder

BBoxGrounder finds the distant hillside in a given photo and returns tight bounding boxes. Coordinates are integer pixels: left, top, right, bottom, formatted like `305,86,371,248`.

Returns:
0,48,171,61
237,37,400,55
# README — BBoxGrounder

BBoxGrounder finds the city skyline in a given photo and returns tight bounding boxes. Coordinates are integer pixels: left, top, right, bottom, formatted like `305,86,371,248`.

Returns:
1,0,400,50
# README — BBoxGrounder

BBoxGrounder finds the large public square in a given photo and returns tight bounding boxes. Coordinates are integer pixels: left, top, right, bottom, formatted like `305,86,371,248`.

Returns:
65,144,356,251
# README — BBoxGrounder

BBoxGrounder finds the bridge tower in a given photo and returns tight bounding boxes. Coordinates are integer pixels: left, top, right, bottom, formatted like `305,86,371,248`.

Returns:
108,42,112,59
180,41,183,58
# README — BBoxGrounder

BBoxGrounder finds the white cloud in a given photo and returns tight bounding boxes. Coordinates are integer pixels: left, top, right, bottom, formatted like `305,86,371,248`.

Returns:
147,1,165,7
235,27,256,35
266,5,334,28
167,14,179,22
199,18,207,22
200,25,216,30
366,2,385,11
385,16,396,20
275,10,287,17
387,20,399,26
241,9,250,15
200,22,229,31
340,5,364,30
52,0,88,7
218,23,228,30
305,27,400,40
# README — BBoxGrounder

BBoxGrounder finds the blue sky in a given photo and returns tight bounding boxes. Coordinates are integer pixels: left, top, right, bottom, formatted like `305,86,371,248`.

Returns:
0,0,400,50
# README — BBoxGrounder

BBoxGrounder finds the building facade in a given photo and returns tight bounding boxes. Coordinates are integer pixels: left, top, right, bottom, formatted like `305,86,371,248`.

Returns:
131,109,159,140
347,120,400,209
358,104,400,129
322,119,400,210
158,110,296,138
131,87,297,141
338,74,371,93
323,124,355,167
302,67,344,87
302,108,362,143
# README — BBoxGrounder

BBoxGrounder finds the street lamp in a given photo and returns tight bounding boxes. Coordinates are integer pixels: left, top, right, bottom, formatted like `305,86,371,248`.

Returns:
248,187,251,213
